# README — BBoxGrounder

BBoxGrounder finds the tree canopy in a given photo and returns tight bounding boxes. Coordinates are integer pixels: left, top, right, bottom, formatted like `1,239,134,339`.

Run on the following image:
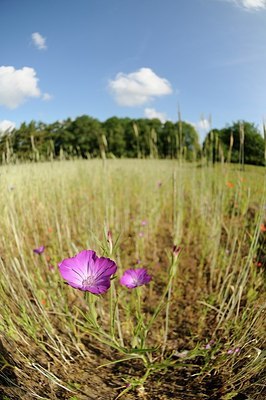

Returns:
0,115,201,162
0,116,264,165
203,121,265,166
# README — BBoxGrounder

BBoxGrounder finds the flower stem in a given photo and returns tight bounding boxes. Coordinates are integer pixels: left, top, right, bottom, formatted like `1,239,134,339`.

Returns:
86,292,99,329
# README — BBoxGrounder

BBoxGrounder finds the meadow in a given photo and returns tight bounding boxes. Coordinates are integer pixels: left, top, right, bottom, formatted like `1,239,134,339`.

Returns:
0,159,265,400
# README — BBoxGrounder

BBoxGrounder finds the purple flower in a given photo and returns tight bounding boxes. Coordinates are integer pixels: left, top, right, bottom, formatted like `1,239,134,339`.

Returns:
120,268,152,289
58,250,117,295
205,340,215,350
173,245,181,257
228,347,240,354
33,246,45,255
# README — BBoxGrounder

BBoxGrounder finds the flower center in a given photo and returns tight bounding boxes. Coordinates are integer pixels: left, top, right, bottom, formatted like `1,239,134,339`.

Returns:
82,275,96,288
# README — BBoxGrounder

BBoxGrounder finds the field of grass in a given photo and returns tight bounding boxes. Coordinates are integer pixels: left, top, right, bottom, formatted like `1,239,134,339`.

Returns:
0,159,265,400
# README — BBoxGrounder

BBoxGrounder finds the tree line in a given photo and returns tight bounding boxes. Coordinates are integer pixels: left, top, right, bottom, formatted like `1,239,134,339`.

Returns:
0,115,265,165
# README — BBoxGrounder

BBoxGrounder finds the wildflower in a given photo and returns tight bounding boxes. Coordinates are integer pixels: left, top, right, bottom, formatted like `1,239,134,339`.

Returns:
138,231,144,237
260,224,266,233
141,220,148,226
226,181,234,189
120,268,152,289
58,250,117,295
173,245,181,258
227,347,240,354
33,246,45,255
205,339,215,350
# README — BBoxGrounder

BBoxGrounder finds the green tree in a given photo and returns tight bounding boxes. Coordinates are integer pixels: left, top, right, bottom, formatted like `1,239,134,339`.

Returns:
204,121,265,166
103,117,126,157
161,121,200,160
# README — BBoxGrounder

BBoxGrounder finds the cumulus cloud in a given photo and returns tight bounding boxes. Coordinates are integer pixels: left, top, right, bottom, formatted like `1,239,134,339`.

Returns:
109,67,172,106
32,32,47,50
144,108,168,123
227,0,266,9
0,66,41,109
187,118,211,143
42,92,53,101
0,120,16,134
195,118,211,131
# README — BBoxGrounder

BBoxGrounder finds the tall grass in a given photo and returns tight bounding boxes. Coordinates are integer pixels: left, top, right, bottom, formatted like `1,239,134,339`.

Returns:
0,159,265,399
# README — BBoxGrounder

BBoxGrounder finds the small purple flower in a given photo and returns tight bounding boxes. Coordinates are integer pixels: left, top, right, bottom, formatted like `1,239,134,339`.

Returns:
33,246,45,255
205,340,215,350
141,220,148,226
120,268,152,289
138,231,144,237
173,245,181,257
228,347,240,354
58,250,117,295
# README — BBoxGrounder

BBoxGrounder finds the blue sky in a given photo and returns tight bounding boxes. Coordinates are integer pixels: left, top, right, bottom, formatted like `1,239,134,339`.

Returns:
0,0,266,140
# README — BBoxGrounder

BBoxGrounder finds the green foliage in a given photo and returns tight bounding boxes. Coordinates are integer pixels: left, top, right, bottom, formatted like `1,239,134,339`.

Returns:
0,116,201,162
203,121,265,166
1,117,264,165
103,117,127,157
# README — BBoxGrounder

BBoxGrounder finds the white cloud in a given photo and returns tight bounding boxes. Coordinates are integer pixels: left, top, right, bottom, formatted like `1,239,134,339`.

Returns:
188,118,211,142
0,120,16,134
195,119,211,131
0,66,41,109
109,67,172,106
144,108,168,123
226,0,266,9
32,32,47,50
42,92,53,101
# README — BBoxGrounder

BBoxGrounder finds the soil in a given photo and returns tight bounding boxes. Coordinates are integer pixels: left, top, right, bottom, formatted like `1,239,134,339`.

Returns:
0,336,221,400
0,220,264,400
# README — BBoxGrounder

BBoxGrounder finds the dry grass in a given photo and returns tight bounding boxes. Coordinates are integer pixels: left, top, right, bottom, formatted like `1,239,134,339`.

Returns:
0,159,265,399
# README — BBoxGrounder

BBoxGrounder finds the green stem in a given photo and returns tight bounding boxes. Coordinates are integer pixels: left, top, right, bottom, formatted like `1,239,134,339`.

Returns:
85,292,99,329
161,278,172,357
